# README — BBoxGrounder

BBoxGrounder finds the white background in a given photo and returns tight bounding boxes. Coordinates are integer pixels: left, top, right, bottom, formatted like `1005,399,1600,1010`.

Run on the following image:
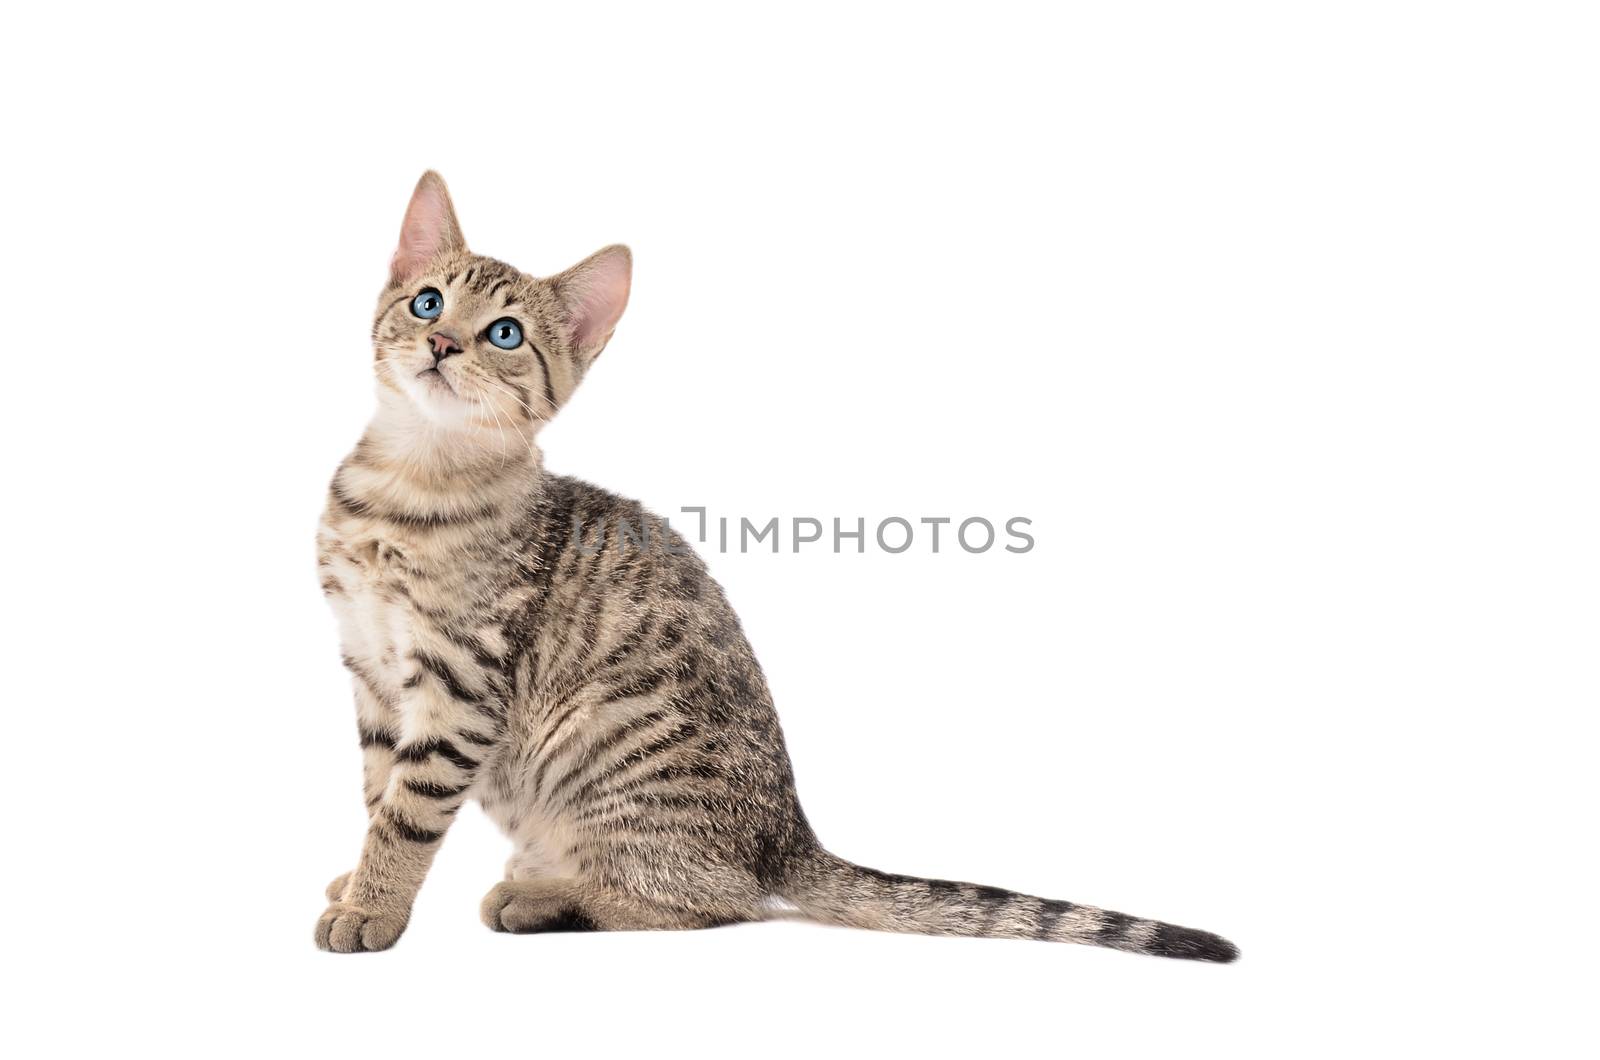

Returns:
5,2,1595,1057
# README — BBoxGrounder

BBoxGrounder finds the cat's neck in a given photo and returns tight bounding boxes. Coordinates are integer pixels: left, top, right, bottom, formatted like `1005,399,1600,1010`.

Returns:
346,402,545,512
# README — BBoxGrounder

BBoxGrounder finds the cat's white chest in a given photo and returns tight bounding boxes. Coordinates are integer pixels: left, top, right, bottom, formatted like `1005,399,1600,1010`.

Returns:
323,533,418,701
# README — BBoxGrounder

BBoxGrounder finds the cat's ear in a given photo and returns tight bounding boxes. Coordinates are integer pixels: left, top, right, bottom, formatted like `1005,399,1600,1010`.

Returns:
554,245,632,364
390,171,465,285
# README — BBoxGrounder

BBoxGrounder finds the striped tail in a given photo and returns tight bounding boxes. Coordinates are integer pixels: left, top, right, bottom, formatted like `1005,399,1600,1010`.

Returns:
778,850,1237,963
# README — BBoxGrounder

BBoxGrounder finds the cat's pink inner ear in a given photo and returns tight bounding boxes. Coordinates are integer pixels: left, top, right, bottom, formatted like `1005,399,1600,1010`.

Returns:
566,245,633,358
390,172,464,284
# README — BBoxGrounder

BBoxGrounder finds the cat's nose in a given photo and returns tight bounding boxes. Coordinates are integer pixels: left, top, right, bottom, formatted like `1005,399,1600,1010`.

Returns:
428,332,463,362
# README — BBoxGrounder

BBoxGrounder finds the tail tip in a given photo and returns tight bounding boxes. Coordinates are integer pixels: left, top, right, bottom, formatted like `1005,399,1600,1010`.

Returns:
1151,923,1239,963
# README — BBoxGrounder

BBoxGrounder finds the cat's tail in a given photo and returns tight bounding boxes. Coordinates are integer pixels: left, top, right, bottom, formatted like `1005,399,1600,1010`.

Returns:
776,849,1238,962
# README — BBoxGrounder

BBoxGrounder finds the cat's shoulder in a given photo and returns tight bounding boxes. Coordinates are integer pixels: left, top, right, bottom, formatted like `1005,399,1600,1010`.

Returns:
533,473,698,561
537,472,646,521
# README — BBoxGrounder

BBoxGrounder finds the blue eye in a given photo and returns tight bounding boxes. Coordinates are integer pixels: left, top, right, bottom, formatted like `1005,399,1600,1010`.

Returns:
487,318,523,350
410,288,443,319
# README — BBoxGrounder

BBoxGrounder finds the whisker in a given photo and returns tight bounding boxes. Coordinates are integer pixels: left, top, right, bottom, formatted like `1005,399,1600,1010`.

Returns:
475,374,550,426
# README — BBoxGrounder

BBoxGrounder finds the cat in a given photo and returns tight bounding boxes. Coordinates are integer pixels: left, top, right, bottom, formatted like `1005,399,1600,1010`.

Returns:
314,171,1238,962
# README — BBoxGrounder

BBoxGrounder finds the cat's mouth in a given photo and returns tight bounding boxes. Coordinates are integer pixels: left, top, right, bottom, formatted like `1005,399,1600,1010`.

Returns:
417,367,457,395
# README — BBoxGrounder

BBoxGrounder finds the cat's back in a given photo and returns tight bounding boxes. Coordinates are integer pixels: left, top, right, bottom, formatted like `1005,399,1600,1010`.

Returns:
524,473,754,675
490,473,812,878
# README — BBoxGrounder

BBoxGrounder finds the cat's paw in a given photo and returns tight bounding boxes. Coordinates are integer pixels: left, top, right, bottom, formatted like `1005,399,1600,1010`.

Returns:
314,901,407,953
481,880,526,931
481,879,596,933
481,880,556,933
324,872,352,903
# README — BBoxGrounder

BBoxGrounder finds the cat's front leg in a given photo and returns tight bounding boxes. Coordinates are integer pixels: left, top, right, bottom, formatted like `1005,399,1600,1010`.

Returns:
324,673,401,903
315,649,504,953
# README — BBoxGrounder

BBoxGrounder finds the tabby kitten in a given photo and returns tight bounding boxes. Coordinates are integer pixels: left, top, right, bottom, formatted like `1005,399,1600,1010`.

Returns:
314,171,1238,962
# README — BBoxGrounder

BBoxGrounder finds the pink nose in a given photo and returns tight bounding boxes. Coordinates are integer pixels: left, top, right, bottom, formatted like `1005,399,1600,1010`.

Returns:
428,332,463,361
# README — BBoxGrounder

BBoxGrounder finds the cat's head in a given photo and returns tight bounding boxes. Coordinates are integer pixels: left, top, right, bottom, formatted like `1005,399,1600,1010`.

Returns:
370,171,630,433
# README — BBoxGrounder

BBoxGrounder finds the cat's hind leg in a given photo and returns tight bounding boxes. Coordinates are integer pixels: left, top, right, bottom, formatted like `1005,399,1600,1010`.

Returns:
480,878,712,934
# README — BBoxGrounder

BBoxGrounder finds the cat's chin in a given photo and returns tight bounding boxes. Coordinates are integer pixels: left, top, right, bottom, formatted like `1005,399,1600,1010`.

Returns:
415,367,459,403
392,367,476,426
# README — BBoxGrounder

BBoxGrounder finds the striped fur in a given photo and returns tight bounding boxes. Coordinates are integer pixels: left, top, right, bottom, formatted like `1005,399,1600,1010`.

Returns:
312,172,1237,963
